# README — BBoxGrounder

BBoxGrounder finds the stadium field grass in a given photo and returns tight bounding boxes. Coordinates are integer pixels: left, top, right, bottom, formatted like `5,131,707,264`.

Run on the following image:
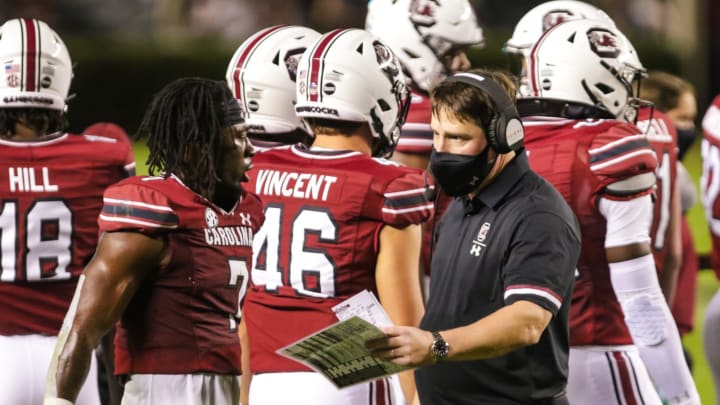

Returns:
131,140,718,403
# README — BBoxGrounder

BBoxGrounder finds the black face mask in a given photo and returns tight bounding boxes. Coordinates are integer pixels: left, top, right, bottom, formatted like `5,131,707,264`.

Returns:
676,126,697,160
430,146,493,196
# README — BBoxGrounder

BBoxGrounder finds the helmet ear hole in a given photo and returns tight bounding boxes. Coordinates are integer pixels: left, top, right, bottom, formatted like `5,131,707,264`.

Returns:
595,83,614,94
378,99,391,112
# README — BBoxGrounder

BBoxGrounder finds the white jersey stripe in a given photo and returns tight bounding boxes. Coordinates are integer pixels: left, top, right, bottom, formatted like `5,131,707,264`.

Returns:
381,203,434,215
384,187,426,198
99,214,178,229
504,287,561,310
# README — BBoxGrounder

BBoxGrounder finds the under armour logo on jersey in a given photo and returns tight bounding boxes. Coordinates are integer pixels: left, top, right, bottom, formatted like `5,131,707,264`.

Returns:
205,208,219,228
239,212,252,226
470,222,491,256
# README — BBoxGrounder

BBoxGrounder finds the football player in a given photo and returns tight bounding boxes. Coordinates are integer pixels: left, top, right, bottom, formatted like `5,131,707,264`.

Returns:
503,0,615,97
700,93,720,398
640,72,700,368
242,29,432,405
366,0,484,294
47,78,264,404
225,25,320,150
519,19,699,405
0,18,132,405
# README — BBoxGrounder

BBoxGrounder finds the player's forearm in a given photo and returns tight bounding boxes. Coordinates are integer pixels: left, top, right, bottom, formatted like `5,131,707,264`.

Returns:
609,254,700,405
443,301,550,361
659,189,683,304
55,330,97,401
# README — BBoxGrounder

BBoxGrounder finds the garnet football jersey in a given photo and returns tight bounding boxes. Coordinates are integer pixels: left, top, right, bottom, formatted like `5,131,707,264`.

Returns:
701,95,720,280
244,144,433,372
635,108,678,272
99,175,264,374
0,133,131,336
395,91,433,154
523,117,658,346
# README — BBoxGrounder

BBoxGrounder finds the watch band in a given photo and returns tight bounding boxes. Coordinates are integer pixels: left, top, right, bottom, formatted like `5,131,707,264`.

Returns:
430,330,450,362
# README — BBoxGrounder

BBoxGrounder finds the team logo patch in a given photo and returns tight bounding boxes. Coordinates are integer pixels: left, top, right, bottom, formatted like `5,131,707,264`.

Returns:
587,28,621,58
542,10,573,32
40,76,52,89
6,74,19,87
323,82,336,95
409,0,439,26
477,222,491,242
373,40,401,89
205,207,219,228
542,78,552,91
470,222,491,257
248,100,259,112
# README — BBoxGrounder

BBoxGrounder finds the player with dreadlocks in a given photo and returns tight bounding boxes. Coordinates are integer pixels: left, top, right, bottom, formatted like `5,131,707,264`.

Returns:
46,78,264,405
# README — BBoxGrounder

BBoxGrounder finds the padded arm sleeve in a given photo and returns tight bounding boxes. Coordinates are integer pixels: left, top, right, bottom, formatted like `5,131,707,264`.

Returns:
609,255,700,405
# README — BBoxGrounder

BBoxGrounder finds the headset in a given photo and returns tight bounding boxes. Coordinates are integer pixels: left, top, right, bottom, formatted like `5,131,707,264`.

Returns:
444,72,525,153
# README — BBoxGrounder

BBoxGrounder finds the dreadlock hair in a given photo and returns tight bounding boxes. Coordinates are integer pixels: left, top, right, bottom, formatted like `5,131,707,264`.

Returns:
0,108,68,138
138,78,234,199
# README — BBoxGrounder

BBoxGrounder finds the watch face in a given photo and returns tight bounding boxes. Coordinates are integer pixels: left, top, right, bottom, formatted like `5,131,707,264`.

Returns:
432,336,450,357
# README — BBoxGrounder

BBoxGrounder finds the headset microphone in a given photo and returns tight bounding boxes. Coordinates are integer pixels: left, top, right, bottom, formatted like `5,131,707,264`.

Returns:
423,167,437,201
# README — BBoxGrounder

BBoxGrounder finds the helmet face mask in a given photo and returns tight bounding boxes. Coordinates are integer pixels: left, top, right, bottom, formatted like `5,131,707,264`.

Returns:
528,20,645,122
366,0,483,93
0,18,73,112
295,29,411,157
226,25,321,139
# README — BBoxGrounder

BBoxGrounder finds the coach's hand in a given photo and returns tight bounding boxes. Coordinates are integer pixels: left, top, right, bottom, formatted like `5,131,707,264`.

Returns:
366,326,436,367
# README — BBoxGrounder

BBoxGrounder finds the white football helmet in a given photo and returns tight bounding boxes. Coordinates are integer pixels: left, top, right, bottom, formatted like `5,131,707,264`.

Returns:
295,28,410,156
365,0,484,93
527,19,645,121
504,1,615,97
226,25,320,139
0,18,72,111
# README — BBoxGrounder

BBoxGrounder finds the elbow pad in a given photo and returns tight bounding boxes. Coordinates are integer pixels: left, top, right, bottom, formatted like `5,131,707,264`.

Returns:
609,255,700,405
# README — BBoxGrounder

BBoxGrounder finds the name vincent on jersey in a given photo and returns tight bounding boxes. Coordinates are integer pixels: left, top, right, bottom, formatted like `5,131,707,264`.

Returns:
254,169,337,201
8,167,58,192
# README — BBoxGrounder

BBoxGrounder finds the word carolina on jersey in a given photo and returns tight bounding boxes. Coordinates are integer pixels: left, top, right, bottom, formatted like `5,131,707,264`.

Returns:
255,169,337,201
204,225,254,247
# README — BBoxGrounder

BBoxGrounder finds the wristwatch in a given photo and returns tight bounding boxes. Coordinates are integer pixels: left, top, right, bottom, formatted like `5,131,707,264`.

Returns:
429,331,450,362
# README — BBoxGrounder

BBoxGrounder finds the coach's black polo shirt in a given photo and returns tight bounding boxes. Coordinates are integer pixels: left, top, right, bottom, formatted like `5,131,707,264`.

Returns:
416,151,580,405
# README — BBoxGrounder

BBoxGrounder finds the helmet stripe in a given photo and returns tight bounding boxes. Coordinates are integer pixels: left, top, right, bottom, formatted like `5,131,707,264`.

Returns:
527,22,556,97
307,29,346,103
22,18,39,92
231,25,287,103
